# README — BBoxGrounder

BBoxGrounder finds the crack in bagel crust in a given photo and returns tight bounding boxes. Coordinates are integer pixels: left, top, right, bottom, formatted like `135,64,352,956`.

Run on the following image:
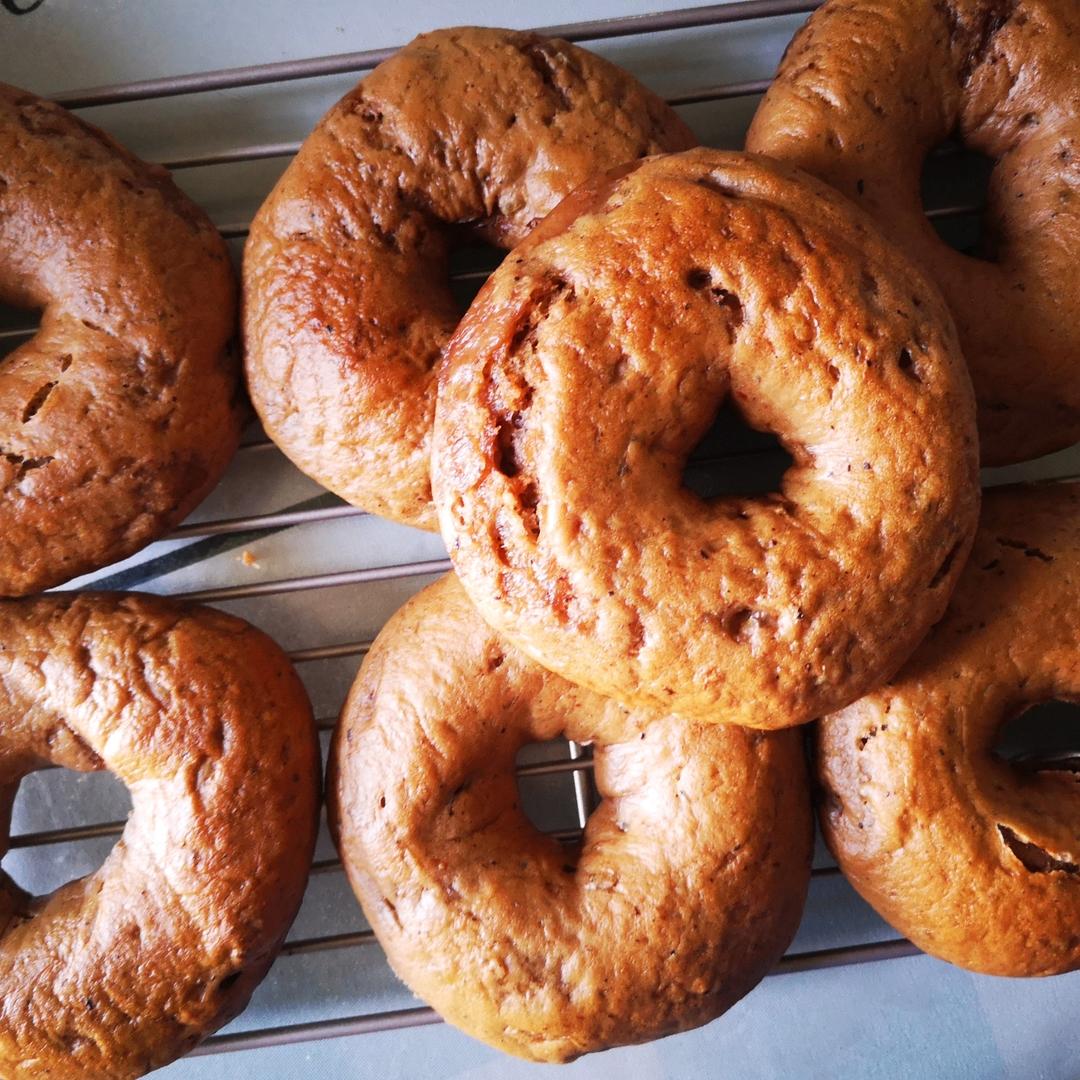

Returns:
0,594,320,1077
432,149,980,729
242,27,697,530
818,484,1080,977
748,0,1080,465
330,575,813,1064
0,84,241,596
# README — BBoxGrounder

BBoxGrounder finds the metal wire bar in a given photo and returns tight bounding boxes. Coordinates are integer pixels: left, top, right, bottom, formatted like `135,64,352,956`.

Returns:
156,108,973,172
667,77,772,106
288,641,371,664
159,75,778,172
281,930,374,957
190,1007,442,1057
5,191,980,355
238,436,277,453
925,204,984,220
307,850,845,880
519,756,595,780
5,790,846,889
184,442,1073,550
181,425,1058,542
170,504,364,540
4,759,593,849
164,140,302,171
54,1,821,110
6,819,125,850
213,203,983,245
191,933,914,1056
772,938,921,974
174,559,452,603
291,866,847,948
566,741,595,829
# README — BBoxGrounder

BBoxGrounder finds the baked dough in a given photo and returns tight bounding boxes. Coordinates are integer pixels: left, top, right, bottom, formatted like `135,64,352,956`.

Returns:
244,27,696,529
0,593,320,1077
819,483,1080,976
748,0,1080,464
0,84,240,595
433,149,980,729
330,574,812,1062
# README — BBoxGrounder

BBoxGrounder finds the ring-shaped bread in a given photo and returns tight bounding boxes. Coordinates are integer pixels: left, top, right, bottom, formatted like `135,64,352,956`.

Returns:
433,149,980,729
330,574,812,1063
747,0,1080,464
0,593,320,1077
243,27,696,529
819,484,1080,976
0,85,240,595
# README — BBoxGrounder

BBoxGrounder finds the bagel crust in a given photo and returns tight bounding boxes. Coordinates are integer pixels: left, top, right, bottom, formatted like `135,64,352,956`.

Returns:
747,0,1080,464
243,27,697,529
433,149,980,729
0,85,241,595
819,484,1080,976
0,594,320,1077
330,575,812,1063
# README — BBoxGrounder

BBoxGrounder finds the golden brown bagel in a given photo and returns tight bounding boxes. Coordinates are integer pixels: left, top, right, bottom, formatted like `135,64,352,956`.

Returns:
747,0,1080,465
433,149,980,729
243,27,696,529
0,593,320,1077
330,575,812,1062
819,484,1080,976
0,84,241,595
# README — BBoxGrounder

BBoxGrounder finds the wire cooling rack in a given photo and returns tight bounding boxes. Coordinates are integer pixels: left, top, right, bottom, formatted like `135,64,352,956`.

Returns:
2,0,1078,1074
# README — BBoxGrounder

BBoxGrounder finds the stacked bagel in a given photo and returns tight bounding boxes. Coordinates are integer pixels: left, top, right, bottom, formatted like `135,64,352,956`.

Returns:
0,1,1076,1075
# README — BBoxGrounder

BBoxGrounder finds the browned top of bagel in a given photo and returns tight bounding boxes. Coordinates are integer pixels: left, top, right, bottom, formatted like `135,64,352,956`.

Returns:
243,27,697,529
0,84,240,595
433,148,980,729
330,574,812,1063
819,483,1080,976
748,0,1080,464
0,593,319,1078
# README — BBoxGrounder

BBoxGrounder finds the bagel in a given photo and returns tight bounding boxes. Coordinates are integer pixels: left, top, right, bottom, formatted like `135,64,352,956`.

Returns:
818,483,1080,976
329,574,812,1063
243,27,696,529
433,149,980,730
0,84,240,596
0,593,320,1077
747,0,1080,465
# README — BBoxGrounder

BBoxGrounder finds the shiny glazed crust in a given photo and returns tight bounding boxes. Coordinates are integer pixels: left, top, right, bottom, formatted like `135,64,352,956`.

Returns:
0,594,321,1077
0,85,241,595
747,0,1080,465
329,575,812,1063
433,149,980,729
243,27,697,529
818,484,1080,976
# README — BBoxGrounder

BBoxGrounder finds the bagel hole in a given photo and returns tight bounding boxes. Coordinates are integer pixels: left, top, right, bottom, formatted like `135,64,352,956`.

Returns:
448,240,505,313
921,142,995,259
515,738,598,846
992,700,1080,772
682,399,794,500
2,766,131,898
0,300,40,363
